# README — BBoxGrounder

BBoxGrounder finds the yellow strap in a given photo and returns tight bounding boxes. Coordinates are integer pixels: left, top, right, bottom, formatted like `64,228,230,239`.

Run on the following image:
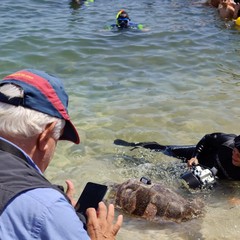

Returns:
116,9,124,19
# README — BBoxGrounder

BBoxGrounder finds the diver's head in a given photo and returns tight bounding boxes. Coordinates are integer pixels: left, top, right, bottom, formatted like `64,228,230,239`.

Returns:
232,135,240,167
116,10,130,28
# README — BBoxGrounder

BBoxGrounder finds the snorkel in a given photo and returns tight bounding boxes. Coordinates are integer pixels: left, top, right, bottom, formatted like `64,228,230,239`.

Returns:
116,10,130,28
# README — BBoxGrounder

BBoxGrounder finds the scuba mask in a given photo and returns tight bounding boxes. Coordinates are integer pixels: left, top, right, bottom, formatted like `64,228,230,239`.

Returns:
116,10,130,28
117,17,130,28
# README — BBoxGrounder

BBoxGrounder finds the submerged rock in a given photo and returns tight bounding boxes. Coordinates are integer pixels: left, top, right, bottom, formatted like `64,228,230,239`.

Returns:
108,179,204,223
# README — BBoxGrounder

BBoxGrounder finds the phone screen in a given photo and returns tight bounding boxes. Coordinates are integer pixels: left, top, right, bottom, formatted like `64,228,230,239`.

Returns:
75,182,108,215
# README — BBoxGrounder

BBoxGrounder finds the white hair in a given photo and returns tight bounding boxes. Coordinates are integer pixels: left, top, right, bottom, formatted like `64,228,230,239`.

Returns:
0,84,65,140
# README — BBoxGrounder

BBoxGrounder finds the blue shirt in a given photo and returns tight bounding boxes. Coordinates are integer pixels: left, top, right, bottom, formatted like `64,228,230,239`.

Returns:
0,138,90,240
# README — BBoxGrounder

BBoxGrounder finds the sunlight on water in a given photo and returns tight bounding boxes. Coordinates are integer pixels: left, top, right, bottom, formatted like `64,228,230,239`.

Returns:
1,0,240,239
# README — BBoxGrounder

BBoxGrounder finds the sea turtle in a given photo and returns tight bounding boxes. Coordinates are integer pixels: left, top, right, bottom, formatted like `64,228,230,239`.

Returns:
107,178,204,223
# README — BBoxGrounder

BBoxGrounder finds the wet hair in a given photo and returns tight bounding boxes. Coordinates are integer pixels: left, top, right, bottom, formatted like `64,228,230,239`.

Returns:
116,10,131,28
116,10,130,20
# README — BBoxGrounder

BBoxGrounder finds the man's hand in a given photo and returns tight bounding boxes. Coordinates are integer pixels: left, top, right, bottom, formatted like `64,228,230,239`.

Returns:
65,179,77,206
86,202,123,240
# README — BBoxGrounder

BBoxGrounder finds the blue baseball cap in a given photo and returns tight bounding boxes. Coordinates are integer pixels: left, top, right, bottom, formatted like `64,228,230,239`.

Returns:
0,69,80,144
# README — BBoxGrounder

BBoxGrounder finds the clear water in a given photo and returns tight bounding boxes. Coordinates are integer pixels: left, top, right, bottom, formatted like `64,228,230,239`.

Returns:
1,0,240,239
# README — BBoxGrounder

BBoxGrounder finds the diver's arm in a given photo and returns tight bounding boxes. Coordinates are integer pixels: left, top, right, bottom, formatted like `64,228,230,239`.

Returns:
188,132,231,166
192,132,236,160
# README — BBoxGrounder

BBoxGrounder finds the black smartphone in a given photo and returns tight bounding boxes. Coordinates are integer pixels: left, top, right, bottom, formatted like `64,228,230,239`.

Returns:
75,182,108,217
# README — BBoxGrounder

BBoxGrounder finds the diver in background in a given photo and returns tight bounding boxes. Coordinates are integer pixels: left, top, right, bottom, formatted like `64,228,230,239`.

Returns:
69,0,94,9
109,10,144,31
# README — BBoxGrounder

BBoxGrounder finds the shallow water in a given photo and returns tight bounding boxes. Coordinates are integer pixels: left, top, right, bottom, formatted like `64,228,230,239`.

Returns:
1,0,240,239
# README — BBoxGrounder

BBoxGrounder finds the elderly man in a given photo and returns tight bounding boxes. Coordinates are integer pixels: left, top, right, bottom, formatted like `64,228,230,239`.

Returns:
0,69,122,239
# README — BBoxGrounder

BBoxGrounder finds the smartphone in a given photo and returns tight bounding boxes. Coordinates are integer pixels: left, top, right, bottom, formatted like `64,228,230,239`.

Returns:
75,182,108,216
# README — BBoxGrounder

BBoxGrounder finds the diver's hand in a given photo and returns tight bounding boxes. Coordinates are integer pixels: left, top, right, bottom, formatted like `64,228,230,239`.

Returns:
65,179,77,206
188,157,199,167
86,202,123,240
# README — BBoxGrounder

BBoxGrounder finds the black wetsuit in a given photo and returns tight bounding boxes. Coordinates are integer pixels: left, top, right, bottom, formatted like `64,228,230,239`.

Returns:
114,133,240,180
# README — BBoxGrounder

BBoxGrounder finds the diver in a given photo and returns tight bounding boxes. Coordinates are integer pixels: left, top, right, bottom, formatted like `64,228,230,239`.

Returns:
114,132,240,181
69,0,94,9
108,10,144,31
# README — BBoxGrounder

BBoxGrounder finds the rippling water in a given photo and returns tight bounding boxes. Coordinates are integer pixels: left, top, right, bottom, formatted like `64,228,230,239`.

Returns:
1,0,240,239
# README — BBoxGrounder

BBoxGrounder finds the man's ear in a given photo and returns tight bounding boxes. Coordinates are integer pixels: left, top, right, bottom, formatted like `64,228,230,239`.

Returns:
37,122,57,151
